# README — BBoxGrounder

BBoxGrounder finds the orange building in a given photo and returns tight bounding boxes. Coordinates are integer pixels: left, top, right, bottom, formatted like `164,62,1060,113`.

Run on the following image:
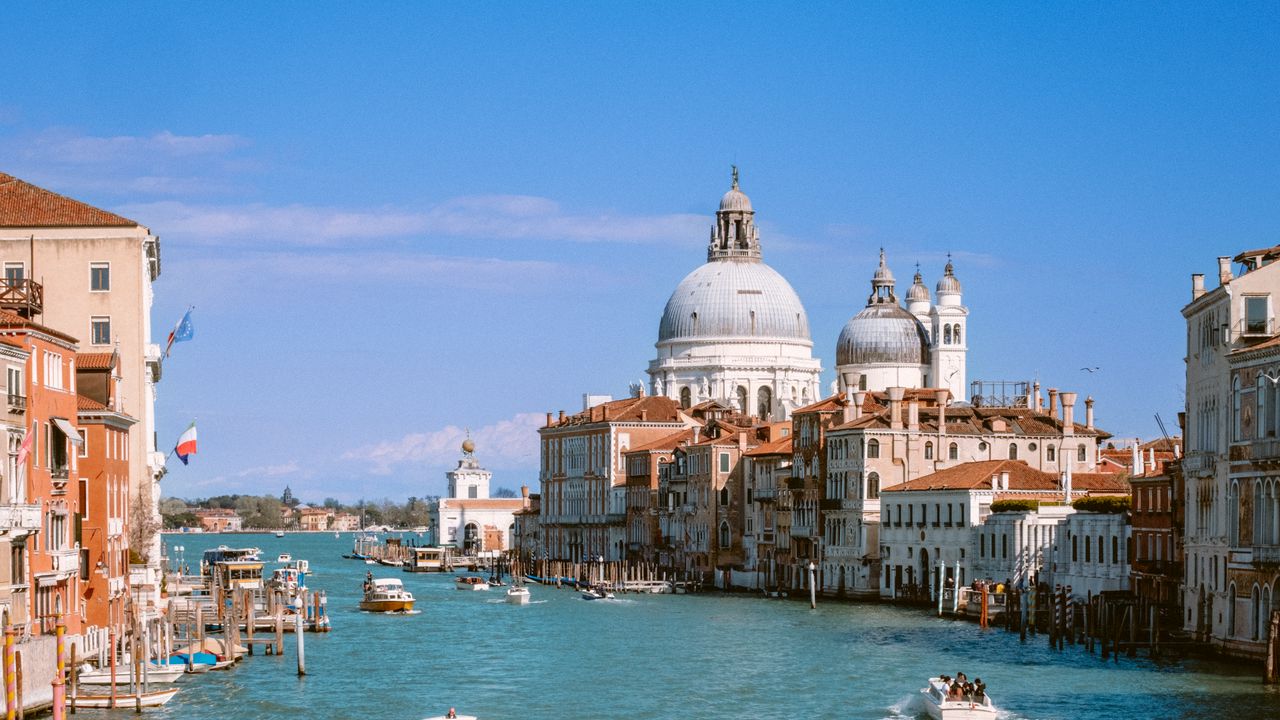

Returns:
195,509,242,533
75,351,134,630
0,308,85,636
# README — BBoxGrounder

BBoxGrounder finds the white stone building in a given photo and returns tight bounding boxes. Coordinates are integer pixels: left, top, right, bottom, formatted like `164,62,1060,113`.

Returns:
1052,509,1131,599
648,169,821,420
433,441,526,555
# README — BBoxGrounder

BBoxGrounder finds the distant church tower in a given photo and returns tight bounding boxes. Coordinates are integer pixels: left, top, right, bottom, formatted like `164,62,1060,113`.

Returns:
929,258,968,401
446,437,491,499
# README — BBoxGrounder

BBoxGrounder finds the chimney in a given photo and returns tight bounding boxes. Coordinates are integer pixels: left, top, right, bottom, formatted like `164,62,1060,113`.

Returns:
1047,388,1059,418
1061,391,1077,434
935,389,950,436
739,431,748,451
640,409,648,422
1149,447,1156,472
1218,256,1233,285
1032,381,1042,411
1175,443,1181,459
546,412,553,427
1084,396,1095,430
840,370,860,395
841,395,855,424
558,410,566,423
1132,442,1144,476
693,426,701,443
1192,273,1206,300
908,399,920,431
887,387,906,430
1000,471,1010,491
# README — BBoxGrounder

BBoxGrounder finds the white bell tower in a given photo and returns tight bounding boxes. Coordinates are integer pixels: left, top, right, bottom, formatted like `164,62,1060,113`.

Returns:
446,437,492,499
929,257,969,401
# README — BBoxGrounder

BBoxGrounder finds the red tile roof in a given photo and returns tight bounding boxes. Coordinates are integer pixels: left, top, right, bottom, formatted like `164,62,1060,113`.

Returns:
547,395,685,427
0,308,79,343
626,429,695,454
0,172,138,227
793,393,846,415
1071,473,1131,493
77,395,108,411
744,435,793,457
890,460,1060,492
77,351,116,370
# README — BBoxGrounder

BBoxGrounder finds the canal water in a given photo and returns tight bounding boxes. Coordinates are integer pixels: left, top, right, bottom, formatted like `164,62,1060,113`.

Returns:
73,533,1278,719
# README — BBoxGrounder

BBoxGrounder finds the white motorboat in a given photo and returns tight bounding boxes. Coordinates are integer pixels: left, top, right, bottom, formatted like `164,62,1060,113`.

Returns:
506,586,530,605
275,530,285,538
422,713,477,720
76,663,189,685
71,688,179,709
276,553,292,563
580,587,614,601
920,678,997,720
455,576,490,591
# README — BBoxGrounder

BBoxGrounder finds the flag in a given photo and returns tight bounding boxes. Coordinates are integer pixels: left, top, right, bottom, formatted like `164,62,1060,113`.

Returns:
15,426,33,467
174,421,197,465
164,308,195,358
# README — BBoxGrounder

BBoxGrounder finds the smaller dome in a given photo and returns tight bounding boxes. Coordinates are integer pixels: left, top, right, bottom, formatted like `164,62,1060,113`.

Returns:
936,259,962,295
907,270,930,302
836,304,931,366
718,165,753,212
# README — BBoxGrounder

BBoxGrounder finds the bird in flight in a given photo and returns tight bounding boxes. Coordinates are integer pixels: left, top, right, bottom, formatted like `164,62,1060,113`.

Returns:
1080,367,1100,373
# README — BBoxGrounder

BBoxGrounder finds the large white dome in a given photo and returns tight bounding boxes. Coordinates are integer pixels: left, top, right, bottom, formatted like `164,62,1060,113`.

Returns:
658,259,811,343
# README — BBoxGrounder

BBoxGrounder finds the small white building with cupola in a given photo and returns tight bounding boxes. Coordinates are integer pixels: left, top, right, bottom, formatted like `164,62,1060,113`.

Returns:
432,439,528,556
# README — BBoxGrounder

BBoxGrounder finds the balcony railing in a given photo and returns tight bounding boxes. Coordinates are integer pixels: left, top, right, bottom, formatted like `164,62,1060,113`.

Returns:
1253,546,1280,565
0,503,40,532
754,487,778,500
1252,438,1280,461
1182,451,1216,475
50,548,79,575
1238,317,1275,339
0,279,43,317
6,393,24,413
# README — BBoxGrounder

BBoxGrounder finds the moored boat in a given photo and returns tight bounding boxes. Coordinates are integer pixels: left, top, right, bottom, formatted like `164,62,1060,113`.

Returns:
71,687,180,708
75,664,189,685
506,586,530,605
455,576,490,591
920,677,997,720
359,576,415,612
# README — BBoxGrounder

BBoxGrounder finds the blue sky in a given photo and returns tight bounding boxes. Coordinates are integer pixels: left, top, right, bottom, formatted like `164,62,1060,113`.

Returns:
1,3,1277,502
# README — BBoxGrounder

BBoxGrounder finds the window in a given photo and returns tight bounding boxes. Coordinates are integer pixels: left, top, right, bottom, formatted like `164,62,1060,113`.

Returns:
954,326,961,345
944,325,952,344
91,316,111,345
1008,443,1018,460
1077,445,1087,463
867,472,879,499
90,263,110,292
3,263,23,284
718,522,730,549
719,452,730,473
679,387,691,409
77,429,87,458
1246,296,1269,334
467,485,477,499
867,439,880,459
948,442,958,460
719,487,729,506
924,442,933,460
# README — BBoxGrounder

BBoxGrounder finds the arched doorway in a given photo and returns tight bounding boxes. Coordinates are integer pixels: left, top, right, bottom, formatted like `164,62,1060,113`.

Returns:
757,387,772,419
919,548,930,600
462,523,481,555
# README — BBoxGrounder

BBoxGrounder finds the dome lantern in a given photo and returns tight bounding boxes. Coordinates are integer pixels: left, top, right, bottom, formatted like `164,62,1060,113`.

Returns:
708,165,761,261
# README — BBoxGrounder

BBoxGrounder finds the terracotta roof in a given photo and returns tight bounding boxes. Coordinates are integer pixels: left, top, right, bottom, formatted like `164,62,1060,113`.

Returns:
0,172,138,227
744,435,793,457
77,351,116,370
0,308,79,344
830,404,1109,438
547,395,684,428
1231,333,1280,356
889,460,1060,492
793,393,847,415
77,395,107,411
626,429,695,454
1071,473,1130,493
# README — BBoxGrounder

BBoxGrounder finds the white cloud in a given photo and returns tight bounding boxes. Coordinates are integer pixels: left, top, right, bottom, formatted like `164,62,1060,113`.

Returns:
342,412,544,475
14,128,247,164
119,196,706,246
235,461,302,478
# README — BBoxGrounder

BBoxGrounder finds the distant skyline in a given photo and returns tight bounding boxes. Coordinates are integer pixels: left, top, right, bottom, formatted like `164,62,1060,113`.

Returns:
2,3,1277,501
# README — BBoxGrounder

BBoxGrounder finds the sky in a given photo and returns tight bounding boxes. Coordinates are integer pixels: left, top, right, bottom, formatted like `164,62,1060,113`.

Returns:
1,3,1277,503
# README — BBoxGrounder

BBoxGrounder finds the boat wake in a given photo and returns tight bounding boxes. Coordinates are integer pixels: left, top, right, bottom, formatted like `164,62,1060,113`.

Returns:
361,609,421,615
883,693,925,719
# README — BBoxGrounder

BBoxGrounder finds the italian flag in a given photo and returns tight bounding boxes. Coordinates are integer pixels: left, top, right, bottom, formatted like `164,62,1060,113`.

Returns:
175,422,197,465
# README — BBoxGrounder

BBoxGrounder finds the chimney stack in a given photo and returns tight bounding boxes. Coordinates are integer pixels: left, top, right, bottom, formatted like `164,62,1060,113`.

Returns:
1218,256,1233,285
841,370,861,396
546,411,553,427
1047,388,1059,418
1061,391,1077,433
640,409,648,422
693,426,700,443
1084,396,1095,430
1192,273,1206,300
840,395,855,424
888,387,906,430
558,410,566,423
908,399,920,431
1000,471,1010,491
851,391,867,422
1149,447,1156,472
1132,442,1144,476
935,389,950,436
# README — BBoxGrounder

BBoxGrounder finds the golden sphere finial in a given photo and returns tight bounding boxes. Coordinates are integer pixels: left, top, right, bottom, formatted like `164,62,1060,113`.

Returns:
461,438,475,454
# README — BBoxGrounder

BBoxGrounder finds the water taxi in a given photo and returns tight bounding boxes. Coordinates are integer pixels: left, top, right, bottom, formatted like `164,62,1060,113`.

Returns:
275,530,285,538
580,587,614,601
455,576,490,591
505,586,531,605
276,553,292,563
359,577,416,612
920,678,997,720
406,546,451,572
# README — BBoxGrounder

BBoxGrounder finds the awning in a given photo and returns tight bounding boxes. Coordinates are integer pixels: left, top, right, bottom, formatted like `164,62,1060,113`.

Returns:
52,418,83,448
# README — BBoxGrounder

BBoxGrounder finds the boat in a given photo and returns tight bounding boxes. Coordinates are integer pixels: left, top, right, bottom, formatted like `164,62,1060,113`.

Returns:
505,586,531,605
268,565,305,593
580,587,614,601
359,576,415,612
75,664,189,685
275,530,285,538
71,688,179,709
422,713,477,720
455,576,490,591
405,546,452,573
920,677,997,720
276,553,292,562
199,546,261,576
334,531,340,538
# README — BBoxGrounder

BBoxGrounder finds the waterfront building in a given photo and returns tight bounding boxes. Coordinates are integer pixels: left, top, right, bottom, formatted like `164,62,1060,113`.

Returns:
647,170,821,419
1130,442,1185,614
0,338,38,630
0,173,164,566
740,425,791,590
0,309,85,636
686,425,755,584
835,251,968,401
333,512,360,532
1180,246,1280,653
1052,504,1133,599
433,440,526,555
538,395,690,563
75,351,135,630
512,491,541,565
787,394,850,592
622,428,692,563
196,508,243,533
822,385,1108,597
297,507,332,531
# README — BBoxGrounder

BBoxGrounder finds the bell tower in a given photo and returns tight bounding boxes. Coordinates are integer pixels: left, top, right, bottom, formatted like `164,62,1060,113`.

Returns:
929,257,969,401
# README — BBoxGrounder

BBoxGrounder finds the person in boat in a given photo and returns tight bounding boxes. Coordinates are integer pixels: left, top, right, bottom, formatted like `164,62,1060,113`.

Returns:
446,709,457,719
973,679,986,702
364,572,373,593
947,681,964,700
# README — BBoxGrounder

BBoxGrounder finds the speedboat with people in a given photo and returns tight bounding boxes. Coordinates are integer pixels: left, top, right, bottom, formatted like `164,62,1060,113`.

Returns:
422,710,476,720
276,552,292,563
359,575,416,612
580,586,614,601
505,585,530,605
920,675,997,720
455,575,490,591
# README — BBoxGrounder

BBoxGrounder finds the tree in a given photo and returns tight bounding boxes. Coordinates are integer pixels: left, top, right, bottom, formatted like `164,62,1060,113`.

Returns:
163,511,199,529
493,487,518,498
128,486,161,563
323,497,342,510
158,497,190,515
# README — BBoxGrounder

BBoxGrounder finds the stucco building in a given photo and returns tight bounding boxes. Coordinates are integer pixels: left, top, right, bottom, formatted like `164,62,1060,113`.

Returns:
432,441,526,555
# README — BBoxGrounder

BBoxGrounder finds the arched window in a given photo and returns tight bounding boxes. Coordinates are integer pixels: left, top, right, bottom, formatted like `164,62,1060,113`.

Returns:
1047,445,1056,462
1077,445,1087,463
1008,443,1018,460
757,386,772,419
1072,535,1078,562
719,487,729,506
1233,376,1243,441
1097,535,1104,564
1259,374,1270,438
954,326,961,345
944,325,952,344
463,523,481,555
924,441,934,460
719,521,730,549
736,386,748,415
691,312,699,335
867,472,880,499
1227,583,1237,638
867,439,880,459
679,387,691,409
948,442,958,460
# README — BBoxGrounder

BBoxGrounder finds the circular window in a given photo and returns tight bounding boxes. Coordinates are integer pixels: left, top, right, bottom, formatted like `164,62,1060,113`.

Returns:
979,442,988,451
1029,442,1038,451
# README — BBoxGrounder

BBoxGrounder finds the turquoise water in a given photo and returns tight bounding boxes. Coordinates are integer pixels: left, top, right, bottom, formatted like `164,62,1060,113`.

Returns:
73,533,1279,719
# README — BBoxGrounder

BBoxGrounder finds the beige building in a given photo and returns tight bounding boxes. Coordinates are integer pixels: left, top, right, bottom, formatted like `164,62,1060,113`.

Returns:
0,173,163,561
0,338,39,628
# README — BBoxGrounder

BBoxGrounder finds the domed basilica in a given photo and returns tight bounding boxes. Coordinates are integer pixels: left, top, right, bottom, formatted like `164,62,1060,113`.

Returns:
647,169,969,419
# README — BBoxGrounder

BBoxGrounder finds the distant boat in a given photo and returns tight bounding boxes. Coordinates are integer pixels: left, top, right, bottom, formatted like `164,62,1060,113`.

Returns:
506,586,530,605
580,587,614,601
275,531,285,538
920,677,997,720
334,531,340,538
276,553,292,563
455,576,489,591
422,713,477,720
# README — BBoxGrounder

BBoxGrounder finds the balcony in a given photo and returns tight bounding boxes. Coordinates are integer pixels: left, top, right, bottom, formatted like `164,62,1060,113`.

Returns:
6,393,24,414
50,548,79,575
0,503,40,533
1182,451,1216,476
820,498,860,511
0,278,43,317
1238,316,1275,340
1252,438,1280,462
754,487,778,501
1253,546,1280,565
